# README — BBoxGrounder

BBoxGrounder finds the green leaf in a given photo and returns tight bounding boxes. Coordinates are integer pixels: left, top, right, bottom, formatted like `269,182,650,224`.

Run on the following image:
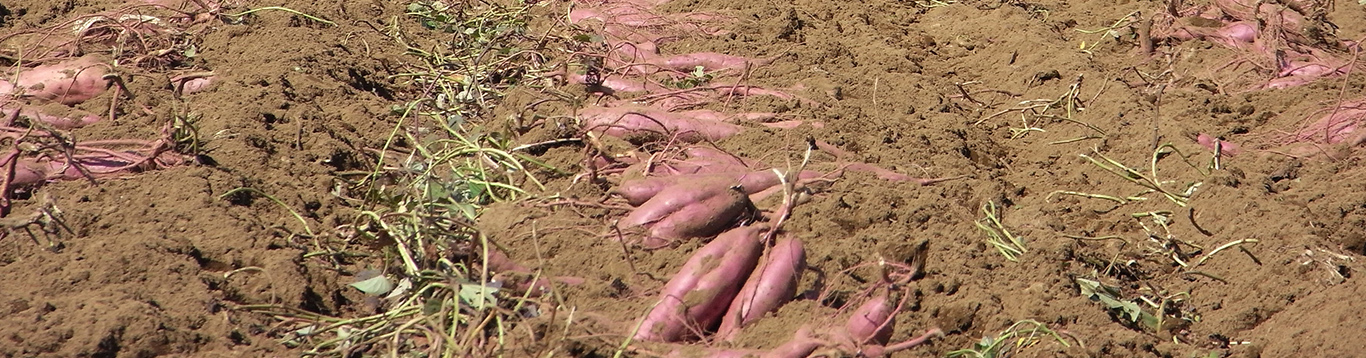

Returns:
458,282,498,310
349,275,394,295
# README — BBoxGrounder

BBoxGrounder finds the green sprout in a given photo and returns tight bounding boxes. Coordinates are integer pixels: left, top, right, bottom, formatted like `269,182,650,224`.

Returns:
975,201,1027,261
947,319,1075,358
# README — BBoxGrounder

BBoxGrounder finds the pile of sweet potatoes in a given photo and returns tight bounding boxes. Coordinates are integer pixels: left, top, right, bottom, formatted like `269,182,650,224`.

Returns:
564,0,815,143
626,220,941,357
1151,0,1356,90
494,1,954,354
0,5,211,215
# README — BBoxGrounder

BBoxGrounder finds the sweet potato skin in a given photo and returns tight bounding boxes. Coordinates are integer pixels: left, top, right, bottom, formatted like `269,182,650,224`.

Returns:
633,225,767,342
2,55,110,105
845,290,896,345
643,187,753,245
715,236,806,341
580,105,743,143
617,176,738,229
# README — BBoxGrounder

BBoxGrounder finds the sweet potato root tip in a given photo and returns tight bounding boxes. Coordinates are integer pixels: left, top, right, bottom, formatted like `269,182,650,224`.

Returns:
634,224,768,342
1196,133,1241,157
715,236,806,341
856,328,945,358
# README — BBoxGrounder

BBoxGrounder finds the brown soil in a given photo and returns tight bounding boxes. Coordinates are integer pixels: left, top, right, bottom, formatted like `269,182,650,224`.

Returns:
2,0,1365,357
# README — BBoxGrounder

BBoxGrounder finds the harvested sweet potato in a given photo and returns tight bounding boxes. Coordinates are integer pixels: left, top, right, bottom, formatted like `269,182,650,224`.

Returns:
714,236,806,341
633,224,767,342
1,55,111,105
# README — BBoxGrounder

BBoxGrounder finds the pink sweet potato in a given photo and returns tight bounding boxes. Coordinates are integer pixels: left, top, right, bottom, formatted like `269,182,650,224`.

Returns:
677,109,779,124
1,103,101,129
1159,21,1259,51
484,246,588,298
176,76,215,95
1286,100,1366,144
714,236,806,341
1,55,111,105
1196,133,1241,157
617,175,737,227
570,73,668,93
580,105,743,143
845,289,896,345
643,186,753,246
7,157,87,186
569,6,663,28
612,174,727,206
663,52,774,72
648,155,754,176
633,224,767,342
4,147,183,187
613,169,821,207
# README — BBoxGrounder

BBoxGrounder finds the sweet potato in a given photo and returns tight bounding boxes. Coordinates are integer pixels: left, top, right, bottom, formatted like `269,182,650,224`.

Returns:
7,157,87,186
1286,100,1366,144
663,52,774,72
174,75,215,95
677,109,779,124
570,73,667,93
1,55,111,105
1,103,102,129
642,186,754,246
569,4,723,42
1159,21,1258,51
612,174,727,206
1264,48,1350,89
4,147,182,187
1196,133,1241,157
633,224,767,342
617,175,738,227
580,105,743,143
645,155,753,177
845,289,896,345
613,169,821,207
714,236,806,341
485,246,558,297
